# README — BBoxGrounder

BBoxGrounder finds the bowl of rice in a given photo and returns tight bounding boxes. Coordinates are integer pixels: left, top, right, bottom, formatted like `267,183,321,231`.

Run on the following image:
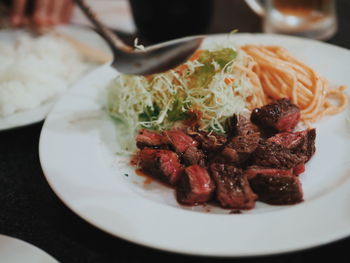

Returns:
0,25,111,130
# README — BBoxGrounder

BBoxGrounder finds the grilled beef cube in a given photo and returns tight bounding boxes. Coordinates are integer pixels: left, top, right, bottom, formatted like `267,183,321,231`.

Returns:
230,133,260,162
245,165,293,179
293,163,305,175
251,98,301,132
137,148,184,185
267,130,306,149
192,131,227,153
163,130,198,153
213,147,240,164
176,165,215,205
215,133,260,165
210,163,257,209
246,166,303,205
253,140,306,169
226,114,260,137
183,146,206,166
267,129,316,162
136,129,164,149
292,129,316,162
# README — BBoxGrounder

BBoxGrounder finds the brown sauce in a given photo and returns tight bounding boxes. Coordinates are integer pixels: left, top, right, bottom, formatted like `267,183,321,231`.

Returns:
135,169,171,188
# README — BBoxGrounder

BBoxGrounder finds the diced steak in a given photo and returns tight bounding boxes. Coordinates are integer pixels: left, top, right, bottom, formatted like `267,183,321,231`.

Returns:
213,147,239,164
176,165,215,205
136,129,164,149
226,114,260,137
137,148,184,185
229,133,260,162
134,98,315,210
247,167,303,205
163,130,198,153
267,129,316,162
253,140,306,169
292,129,316,162
245,165,293,180
183,146,206,166
210,163,257,209
293,163,305,175
215,133,260,165
251,98,301,132
191,131,227,153
267,131,306,149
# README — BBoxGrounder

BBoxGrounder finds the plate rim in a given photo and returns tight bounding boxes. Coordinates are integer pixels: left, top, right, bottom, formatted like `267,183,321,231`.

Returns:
0,234,58,262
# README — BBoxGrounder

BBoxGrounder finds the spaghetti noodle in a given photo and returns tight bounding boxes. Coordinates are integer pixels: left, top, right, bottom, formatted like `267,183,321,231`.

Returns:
241,45,348,123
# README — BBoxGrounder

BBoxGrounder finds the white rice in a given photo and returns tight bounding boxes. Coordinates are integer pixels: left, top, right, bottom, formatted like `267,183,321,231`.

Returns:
0,32,89,117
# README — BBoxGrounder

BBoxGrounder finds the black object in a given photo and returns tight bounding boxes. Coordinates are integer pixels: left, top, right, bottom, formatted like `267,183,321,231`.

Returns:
1,0,35,15
129,0,213,43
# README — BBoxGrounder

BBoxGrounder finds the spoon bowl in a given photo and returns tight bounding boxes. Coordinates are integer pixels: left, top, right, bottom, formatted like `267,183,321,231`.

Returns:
75,0,204,75
111,36,204,75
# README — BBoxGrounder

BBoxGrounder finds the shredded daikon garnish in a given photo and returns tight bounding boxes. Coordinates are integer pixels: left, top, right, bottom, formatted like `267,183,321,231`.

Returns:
107,42,257,151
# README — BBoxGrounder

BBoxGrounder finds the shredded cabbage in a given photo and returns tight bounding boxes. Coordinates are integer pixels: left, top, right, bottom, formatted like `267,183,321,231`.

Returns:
107,42,255,151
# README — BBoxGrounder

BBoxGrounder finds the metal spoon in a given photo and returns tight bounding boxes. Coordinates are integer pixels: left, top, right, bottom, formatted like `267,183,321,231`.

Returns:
74,0,204,75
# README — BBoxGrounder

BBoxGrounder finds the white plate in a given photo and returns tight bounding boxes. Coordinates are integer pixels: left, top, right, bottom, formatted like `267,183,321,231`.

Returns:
39,34,350,257
0,234,57,263
0,25,111,131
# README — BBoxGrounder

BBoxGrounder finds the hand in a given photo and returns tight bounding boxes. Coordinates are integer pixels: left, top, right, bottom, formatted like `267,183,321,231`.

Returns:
10,0,74,27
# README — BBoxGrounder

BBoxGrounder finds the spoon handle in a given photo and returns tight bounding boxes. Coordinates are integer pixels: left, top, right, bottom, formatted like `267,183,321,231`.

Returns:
74,0,132,52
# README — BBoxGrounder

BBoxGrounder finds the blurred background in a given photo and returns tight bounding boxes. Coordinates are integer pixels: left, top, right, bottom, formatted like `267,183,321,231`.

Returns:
69,0,348,46
1,0,348,46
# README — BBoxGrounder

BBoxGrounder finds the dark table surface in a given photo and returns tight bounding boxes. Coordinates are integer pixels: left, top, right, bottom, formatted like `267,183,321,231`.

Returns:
1,1,350,262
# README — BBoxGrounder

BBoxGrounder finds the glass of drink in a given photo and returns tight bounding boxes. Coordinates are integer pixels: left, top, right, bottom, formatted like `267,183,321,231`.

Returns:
245,0,337,40
129,0,213,43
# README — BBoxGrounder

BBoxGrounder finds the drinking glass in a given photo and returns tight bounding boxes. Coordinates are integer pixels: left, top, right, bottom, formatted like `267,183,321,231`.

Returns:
129,0,213,43
245,0,338,40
